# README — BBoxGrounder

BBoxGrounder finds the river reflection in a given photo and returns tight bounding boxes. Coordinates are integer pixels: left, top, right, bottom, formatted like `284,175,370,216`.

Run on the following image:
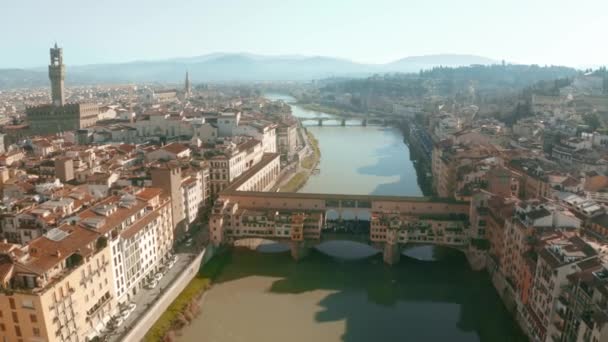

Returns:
178,249,526,342
265,93,422,196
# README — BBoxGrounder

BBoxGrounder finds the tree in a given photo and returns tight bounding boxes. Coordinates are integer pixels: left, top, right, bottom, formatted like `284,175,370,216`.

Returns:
583,113,601,131
96,236,108,250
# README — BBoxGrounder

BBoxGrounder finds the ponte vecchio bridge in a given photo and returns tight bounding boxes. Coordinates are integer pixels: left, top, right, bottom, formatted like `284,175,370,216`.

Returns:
210,190,473,264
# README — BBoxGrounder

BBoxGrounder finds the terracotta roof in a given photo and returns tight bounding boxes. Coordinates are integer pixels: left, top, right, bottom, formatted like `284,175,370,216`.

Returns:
562,176,580,187
161,143,190,155
136,188,163,201
26,225,99,274
0,257,14,285
117,144,136,154
237,139,261,152
77,196,146,235
0,242,19,255
181,177,197,187
539,248,562,268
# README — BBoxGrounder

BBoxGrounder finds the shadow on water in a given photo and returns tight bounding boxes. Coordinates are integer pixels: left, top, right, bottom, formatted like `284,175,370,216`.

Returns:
355,133,422,196
314,240,380,260
212,247,527,342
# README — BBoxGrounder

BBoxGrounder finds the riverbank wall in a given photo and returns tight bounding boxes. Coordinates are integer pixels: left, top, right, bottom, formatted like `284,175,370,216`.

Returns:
120,248,212,342
401,120,434,197
278,128,320,192
485,254,534,341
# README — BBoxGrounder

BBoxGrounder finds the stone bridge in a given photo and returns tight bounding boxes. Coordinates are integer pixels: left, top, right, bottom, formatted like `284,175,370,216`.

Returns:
299,117,399,127
210,191,472,264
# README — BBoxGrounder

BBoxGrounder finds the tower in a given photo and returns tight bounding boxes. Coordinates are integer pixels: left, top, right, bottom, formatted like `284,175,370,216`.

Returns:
48,43,65,106
151,163,185,230
184,71,192,98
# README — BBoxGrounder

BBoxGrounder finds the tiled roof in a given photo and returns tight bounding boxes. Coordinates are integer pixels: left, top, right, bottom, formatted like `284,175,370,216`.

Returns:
162,143,190,155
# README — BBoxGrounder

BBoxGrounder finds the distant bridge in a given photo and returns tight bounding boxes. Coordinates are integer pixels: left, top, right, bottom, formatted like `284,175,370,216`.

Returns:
299,117,400,127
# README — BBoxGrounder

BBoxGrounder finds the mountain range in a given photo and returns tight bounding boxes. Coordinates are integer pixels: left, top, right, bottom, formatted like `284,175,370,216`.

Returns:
0,53,500,89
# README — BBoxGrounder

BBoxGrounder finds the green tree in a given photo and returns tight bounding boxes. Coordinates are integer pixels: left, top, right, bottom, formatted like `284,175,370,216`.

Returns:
583,113,601,131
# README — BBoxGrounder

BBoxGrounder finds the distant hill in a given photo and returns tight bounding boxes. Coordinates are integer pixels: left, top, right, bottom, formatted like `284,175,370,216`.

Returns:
0,69,48,89
386,54,499,72
0,53,526,89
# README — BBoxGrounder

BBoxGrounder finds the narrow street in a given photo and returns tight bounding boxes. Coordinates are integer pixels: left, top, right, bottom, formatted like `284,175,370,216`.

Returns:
107,252,197,342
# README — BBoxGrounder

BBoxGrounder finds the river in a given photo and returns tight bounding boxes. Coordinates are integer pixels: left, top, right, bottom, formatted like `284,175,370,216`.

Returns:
176,94,526,342
266,94,422,195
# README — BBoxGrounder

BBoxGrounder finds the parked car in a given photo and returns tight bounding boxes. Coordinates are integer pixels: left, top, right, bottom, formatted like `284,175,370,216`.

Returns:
120,303,137,319
154,273,163,282
117,316,125,326
145,279,158,289
167,255,178,268
109,315,125,329
185,238,193,246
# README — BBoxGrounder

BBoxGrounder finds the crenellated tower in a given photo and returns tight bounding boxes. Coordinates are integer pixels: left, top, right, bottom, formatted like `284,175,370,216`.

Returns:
48,43,65,106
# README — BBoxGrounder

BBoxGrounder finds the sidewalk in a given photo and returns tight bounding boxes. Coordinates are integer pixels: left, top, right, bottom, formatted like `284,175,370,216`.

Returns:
106,252,196,342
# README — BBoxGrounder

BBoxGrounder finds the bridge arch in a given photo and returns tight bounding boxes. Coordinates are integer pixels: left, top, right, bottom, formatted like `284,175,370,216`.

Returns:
324,208,371,221
314,240,380,260
401,243,466,261
233,238,290,253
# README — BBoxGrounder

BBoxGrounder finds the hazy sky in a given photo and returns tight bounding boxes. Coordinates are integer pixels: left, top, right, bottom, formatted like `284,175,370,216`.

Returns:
1,0,606,68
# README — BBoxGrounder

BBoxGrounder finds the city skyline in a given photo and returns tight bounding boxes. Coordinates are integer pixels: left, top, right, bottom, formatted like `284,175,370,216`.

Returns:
2,0,607,69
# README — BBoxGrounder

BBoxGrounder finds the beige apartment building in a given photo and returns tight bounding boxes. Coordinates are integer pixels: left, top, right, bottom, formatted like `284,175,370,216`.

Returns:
0,225,116,342
209,139,264,194
432,141,493,198
75,188,174,302
0,186,173,342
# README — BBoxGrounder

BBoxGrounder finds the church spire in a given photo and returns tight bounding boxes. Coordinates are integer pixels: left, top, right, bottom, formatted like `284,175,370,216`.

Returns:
184,71,192,98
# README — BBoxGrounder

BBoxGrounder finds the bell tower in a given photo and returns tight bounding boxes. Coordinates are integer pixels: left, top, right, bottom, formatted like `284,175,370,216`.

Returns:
184,71,192,99
49,43,65,106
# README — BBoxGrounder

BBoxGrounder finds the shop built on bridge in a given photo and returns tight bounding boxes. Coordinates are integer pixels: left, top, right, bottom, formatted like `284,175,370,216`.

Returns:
210,191,476,264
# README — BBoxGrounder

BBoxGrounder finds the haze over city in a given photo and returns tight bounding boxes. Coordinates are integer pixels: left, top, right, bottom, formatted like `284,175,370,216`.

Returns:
2,0,607,68
2,2,608,342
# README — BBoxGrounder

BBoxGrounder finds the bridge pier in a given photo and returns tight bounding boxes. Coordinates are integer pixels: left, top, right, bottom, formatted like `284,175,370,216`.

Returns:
362,119,367,127
318,119,323,126
383,242,400,265
290,241,309,261
341,119,346,126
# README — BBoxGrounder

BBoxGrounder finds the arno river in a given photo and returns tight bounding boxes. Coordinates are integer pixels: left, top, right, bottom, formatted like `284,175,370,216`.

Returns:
177,94,526,342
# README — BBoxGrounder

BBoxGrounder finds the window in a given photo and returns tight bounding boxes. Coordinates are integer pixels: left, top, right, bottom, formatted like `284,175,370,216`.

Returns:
29,314,37,323
11,312,18,323
21,300,34,309
15,325,21,337
8,298,15,310
33,327,40,337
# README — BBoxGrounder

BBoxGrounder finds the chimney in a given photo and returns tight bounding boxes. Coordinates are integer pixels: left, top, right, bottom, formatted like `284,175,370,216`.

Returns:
55,250,61,257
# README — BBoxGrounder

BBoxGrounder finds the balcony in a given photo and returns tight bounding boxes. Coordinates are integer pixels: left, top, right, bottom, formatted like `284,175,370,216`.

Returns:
86,292,112,318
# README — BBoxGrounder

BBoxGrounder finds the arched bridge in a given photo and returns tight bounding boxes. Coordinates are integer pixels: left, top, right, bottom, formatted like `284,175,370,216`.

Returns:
299,117,400,127
210,191,471,264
